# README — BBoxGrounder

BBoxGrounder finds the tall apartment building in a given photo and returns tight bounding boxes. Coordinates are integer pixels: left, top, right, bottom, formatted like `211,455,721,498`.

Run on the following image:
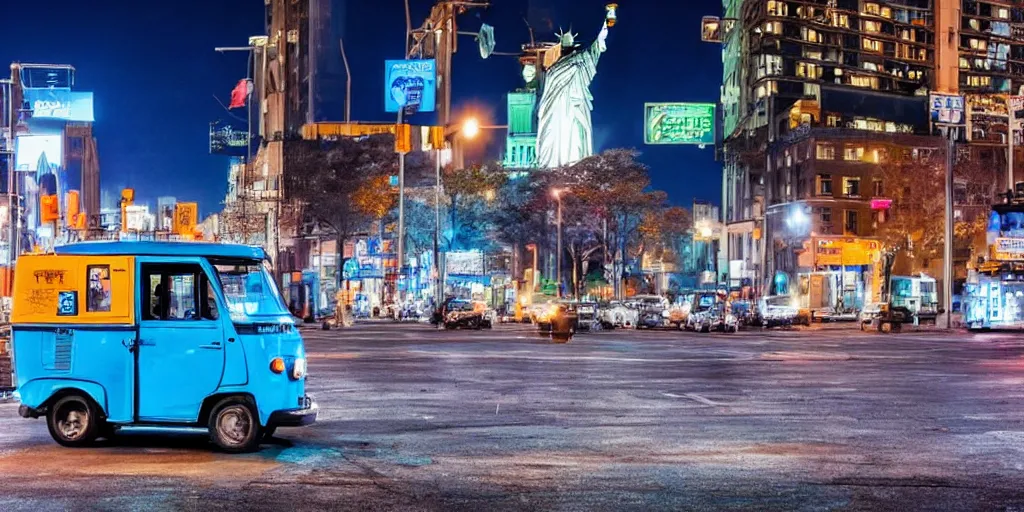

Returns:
720,0,1021,303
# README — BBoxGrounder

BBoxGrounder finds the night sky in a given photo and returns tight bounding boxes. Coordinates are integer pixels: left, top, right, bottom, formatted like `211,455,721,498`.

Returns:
0,0,722,216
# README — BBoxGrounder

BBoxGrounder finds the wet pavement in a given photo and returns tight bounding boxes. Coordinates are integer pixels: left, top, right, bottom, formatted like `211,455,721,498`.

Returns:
3,323,1024,510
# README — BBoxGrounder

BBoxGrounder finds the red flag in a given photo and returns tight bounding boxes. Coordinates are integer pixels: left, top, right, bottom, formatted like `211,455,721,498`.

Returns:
228,79,250,109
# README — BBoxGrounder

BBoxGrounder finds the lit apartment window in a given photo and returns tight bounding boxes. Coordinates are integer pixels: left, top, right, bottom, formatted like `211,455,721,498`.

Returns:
900,29,915,42
917,49,927,61
802,27,822,43
864,20,882,33
767,0,787,16
872,179,884,196
863,62,879,72
844,210,859,234
797,62,822,79
816,144,835,160
864,2,881,15
862,38,882,53
831,13,850,28
818,174,833,195
967,75,991,87
797,6,815,19
844,177,861,197
968,18,981,31
803,48,823,60
850,75,879,89
844,147,865,161
881,6,892,18
969,39,987,51
763,21,782,34
959,57,969,69
997,7,1010,19
907,70,923,81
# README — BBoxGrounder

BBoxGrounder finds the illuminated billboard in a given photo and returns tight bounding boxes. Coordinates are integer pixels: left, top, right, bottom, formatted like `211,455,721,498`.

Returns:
644,103,716,145
15,135,63,172
384,59,436,113
23,90,94,122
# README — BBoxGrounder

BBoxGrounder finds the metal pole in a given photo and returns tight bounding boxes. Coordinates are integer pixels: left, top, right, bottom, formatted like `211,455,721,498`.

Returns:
3,79,13,267
434,147,442,312
556,196,562,299
339,38,351,123
1011,112,1016,194
944,134,954,329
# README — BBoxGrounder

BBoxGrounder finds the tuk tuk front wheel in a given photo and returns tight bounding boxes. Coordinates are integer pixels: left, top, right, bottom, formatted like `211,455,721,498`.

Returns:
209,397,261,453
47,394,102,448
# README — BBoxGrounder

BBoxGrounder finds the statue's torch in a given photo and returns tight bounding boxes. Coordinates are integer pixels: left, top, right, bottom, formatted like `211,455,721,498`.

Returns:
605,4,618,27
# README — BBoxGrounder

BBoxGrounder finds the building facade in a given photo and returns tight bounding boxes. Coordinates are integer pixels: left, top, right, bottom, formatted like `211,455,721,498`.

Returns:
720,0,1023,304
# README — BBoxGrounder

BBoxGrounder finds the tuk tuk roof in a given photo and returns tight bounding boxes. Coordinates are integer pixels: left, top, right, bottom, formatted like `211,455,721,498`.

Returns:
54,241,266,260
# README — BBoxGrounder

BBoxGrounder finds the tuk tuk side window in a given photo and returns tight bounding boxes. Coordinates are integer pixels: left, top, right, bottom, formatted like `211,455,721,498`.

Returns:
86,265,112,312
142,264,218,321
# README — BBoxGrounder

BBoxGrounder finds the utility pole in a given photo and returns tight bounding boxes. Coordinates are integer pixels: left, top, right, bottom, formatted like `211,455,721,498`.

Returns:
396,0,488,311
339,38,351,123
555,190,563,299
943,134,954,329
2,78,14,269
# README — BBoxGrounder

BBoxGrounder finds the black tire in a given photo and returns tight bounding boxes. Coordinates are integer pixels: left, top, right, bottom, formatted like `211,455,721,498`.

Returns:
208,396,261,453
47,394,102,448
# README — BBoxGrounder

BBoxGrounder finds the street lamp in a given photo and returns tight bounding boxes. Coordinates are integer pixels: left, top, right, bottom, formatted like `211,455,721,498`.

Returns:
462,117,480,139
552,188,568,298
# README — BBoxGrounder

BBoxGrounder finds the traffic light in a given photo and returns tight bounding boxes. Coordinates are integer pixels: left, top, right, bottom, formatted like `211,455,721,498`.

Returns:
40,195,59,223
394,123,411,153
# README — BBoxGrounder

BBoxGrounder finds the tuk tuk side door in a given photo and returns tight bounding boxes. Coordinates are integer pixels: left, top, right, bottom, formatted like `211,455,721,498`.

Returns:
136,258,227,422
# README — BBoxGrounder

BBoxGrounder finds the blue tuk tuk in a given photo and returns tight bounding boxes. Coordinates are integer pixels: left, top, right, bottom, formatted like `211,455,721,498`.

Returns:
11,241,317,452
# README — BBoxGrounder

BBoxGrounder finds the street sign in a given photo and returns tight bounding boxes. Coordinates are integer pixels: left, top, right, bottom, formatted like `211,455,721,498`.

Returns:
929,93,965,126
644,103,716,146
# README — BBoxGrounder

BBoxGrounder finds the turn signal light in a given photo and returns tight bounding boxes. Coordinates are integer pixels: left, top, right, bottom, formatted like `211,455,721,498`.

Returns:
269,357,286,374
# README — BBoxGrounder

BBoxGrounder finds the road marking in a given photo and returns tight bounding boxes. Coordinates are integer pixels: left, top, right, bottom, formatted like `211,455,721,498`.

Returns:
661,392,726,406
404,351,754,363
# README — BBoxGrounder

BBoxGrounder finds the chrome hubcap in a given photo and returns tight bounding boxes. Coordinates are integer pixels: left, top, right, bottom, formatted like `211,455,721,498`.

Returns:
218,407,251,445
58,407,89,440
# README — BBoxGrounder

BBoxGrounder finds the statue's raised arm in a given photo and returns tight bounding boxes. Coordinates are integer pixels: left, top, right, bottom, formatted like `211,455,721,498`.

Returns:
596,21,609,53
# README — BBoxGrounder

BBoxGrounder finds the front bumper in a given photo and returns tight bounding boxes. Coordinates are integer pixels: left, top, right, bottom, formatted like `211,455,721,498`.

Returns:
267,395,318,428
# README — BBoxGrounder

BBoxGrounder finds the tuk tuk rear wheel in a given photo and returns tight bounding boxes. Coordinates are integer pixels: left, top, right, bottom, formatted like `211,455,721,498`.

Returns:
209,397,261,453
47,394,102,448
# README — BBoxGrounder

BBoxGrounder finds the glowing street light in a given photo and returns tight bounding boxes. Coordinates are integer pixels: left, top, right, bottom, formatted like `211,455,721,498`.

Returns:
462,117,480,139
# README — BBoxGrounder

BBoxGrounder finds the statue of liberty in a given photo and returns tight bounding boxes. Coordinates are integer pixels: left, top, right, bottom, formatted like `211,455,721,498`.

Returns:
536,16,611,169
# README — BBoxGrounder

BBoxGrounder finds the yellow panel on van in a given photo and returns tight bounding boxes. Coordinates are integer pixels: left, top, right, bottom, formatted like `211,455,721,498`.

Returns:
12,254,135,325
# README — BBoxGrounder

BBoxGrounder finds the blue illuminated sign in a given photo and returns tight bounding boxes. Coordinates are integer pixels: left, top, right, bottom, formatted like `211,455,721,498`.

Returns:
24,90,95,122
384,59,436,114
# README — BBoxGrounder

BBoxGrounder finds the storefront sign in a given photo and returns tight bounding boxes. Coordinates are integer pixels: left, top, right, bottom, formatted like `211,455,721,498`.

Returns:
814,238,881,267
994,237,1024,261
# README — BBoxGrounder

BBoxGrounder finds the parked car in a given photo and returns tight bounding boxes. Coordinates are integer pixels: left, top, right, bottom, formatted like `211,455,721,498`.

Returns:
599,301,637,329
575,302,602,331
440,299,494,330
758,295,799,328
537,301,578,336
631,295,669,329
689,303,738,333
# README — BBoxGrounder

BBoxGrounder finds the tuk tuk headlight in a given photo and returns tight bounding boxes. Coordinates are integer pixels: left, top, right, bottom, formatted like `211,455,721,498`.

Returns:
292,358,307,380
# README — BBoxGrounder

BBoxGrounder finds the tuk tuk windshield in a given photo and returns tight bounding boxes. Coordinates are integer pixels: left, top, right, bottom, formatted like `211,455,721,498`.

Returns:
211,258,289,320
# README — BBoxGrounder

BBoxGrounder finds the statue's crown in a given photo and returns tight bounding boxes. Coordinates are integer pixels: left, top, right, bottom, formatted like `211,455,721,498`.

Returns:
556,27,577,47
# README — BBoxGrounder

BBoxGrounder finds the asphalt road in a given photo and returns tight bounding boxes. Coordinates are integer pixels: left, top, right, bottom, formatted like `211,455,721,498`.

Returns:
3,322,1024,511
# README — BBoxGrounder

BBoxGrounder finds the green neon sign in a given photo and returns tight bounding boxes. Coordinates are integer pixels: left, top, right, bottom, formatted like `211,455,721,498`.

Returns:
644,102,716,146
